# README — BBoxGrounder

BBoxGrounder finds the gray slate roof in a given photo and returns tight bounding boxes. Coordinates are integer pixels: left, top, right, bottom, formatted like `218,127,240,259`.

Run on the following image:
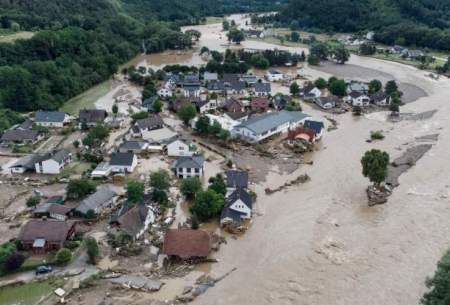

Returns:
171,155,204,169
1,130,39,142
75,186,116,214
79,109,107,123
136,115,164,131
254,82,271,93
226,170,249,188
10,154,42,170
120,141,147,151
110,152,135,166
35,111,66,123
235,111,310,135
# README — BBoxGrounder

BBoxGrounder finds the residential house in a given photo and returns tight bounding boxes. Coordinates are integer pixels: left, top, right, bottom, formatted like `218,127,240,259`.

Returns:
287,127,316,144
315,95,339,109
162,229,211,259
132,115,164,138
1,130,41,146
158,87,173,98
91,162,112,178
370,91,390,106
9,154,42,174
304,120,325,141
245,29,264,38
119,141,149,154
265,69,284,82
18,219,77,254
16,119,33,131
75,186,117,216
32,203,72,221
110,202,154,240
300,84,322,100
253,82,271,97
272,94,292,110
223,112,249,123
167,138,197,157
223,98,244,113
226,170,249,191
78,109,107,128
142,96,160,112
192,99,219,113
203,72,218,83
35,111,69,128
347,91,370,107
225,80,246,95
251,97,269,112
231,111,311,143
240,73,259,85
403,49,425,60
109,152,138,173
207,80,226,95
171,155,204,179
220,188,253,229
182,73,201,98
169,98,191,113
192,113,241,132
346,81,369,95
35,150,72,174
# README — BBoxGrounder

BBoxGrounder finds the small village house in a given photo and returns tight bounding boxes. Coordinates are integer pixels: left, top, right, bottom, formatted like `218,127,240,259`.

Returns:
370,91,391,106
315,96,339,109
35,149,72,174
203,72,218,83
110,202,154,240
265,69,284,82
231,111,311,143
167,138,197,157
346,81,369,95
162,229,211,260
251,97,270,112
78,109,107,128
91,162,112,178
226,170,249,192
299,83,322,100
32,202,72,221
272,94,292,110
240,73,259,85
253,82,271,97
119,141,149,154
220,188,253,228
109,152,138,173
346,91,370,107
171,155,204,179
304,120,325,141
223,98,244,113
9,154,42,174
35,111,69,128
18,219,77,254
1,129,42,146
75,186,117,216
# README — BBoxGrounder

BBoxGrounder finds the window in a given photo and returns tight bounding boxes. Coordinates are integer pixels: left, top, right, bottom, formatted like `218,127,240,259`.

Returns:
179,146,184,150
195,168,200,173
186,168,191,173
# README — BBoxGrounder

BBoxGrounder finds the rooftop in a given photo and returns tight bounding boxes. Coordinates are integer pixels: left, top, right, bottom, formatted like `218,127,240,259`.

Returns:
110,152,135,166
18,219,76,242
162,229,211,258
235,111,310,135
35,111,66,123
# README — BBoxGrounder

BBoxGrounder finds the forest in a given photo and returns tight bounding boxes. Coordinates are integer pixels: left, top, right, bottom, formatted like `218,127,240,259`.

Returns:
261,0,450,51
0,0,281,130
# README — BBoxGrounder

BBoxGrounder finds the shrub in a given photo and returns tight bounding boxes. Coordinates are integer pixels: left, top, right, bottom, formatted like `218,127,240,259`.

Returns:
26,196,40,207
85,237,99,264
56,248,72,265
4,252,25,271
370,130,385,140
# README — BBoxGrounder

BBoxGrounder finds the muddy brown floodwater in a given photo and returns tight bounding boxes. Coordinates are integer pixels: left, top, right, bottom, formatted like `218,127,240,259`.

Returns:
91,14,450,305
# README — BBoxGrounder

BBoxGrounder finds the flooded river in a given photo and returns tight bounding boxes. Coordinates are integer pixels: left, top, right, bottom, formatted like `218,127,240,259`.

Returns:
99,14,450,305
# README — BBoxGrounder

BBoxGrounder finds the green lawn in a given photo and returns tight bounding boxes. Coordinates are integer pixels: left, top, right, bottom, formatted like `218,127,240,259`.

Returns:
60,80,111,115
0,281,53,305
0,31,34,43
59,161,92,178
204,16,223,24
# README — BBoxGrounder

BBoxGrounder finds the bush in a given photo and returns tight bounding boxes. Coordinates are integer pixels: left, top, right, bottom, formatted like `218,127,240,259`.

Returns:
370,130,385,140
4,252,25,271
180,177,202,200
64,241,81,250
190,189,224,222
56,248,72,265
85,237,99,264
26,196,40,207
67,178,96,200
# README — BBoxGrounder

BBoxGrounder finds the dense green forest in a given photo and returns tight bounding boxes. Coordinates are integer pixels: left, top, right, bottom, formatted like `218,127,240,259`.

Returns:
268,0,450,51
0,0,281,130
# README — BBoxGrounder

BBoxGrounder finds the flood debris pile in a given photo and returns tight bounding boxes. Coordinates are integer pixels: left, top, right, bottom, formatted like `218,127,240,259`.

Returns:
265,174,310,194
109,275,163,292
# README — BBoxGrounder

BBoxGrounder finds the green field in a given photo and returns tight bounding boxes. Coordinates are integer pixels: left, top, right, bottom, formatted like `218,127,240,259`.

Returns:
0,31,34,43
0,280,53,305
60,80,111,115
204,16,224,24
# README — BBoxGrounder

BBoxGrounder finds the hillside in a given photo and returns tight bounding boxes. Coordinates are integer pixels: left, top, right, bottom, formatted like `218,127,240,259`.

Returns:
278,0,450,51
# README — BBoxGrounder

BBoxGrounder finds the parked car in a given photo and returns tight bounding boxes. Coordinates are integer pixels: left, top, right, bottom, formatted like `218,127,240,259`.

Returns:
36,265,52,275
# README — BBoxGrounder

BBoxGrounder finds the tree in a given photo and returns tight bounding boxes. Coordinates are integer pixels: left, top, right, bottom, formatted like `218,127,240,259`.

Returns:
0,242,16,272
185,29,201,41
4,252,24,271
250,54,270,69
314,78,327,89
227,28,245,44
142,82,157,101
361,149,390,187
56,248,72,265
126,180,145,204
73,140,80,149
369,79,382,94
290,82,300,96
329,79,347,96
195,115,210,134
112,103,118,115
190,189,224,222
332,45,350,64
67,179,96,200
85,237,99,264
208,174,226,196
290,31,300,42
211,50,223,62
152,99,163,113
307,54,320,66
208,120,222,136
385,80,398,96
222,20,230,31
26,196,41,207
359,42,376,55
152,189,168,206
218,129,230,141
310,43,329,60
82,124,110,147
200,46,209,55
177,103,197,124
421,249,450,305
180,177,202,200
150,169,170,191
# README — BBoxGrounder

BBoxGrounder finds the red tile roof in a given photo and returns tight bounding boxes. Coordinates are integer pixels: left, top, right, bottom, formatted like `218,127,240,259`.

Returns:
162,229,211,258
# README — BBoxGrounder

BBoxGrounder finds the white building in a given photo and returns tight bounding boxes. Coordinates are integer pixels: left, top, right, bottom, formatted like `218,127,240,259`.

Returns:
158,87,173,98
265,70,284,82
34,150,72,174
35,111,69,128
191,113,240,132
347,92,370,107
109,152,138,173
167,138,197,157
171,155,204,179
231,111,311,143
